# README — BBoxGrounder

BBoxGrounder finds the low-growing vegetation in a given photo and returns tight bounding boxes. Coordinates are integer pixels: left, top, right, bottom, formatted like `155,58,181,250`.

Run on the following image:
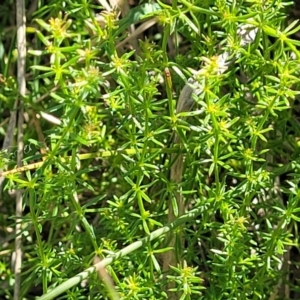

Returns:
1,0,300,299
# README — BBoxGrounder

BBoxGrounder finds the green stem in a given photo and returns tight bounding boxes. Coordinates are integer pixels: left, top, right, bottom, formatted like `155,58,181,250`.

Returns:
37,207,204,300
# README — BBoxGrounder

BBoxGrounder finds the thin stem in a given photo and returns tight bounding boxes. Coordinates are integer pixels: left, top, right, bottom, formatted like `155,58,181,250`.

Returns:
14,0,26,298
37,207,203,300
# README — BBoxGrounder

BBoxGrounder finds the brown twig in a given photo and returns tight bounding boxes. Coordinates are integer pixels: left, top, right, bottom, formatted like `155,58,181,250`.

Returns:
14,0,26,298
162,79,198,300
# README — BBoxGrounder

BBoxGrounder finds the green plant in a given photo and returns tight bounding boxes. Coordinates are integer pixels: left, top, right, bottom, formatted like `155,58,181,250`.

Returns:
1,0,300,299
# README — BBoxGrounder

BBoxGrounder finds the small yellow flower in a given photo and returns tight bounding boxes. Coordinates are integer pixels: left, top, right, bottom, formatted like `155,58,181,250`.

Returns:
49,16,71,40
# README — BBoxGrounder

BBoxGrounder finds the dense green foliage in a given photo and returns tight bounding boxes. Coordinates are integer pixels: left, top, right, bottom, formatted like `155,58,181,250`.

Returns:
1,0,300,299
